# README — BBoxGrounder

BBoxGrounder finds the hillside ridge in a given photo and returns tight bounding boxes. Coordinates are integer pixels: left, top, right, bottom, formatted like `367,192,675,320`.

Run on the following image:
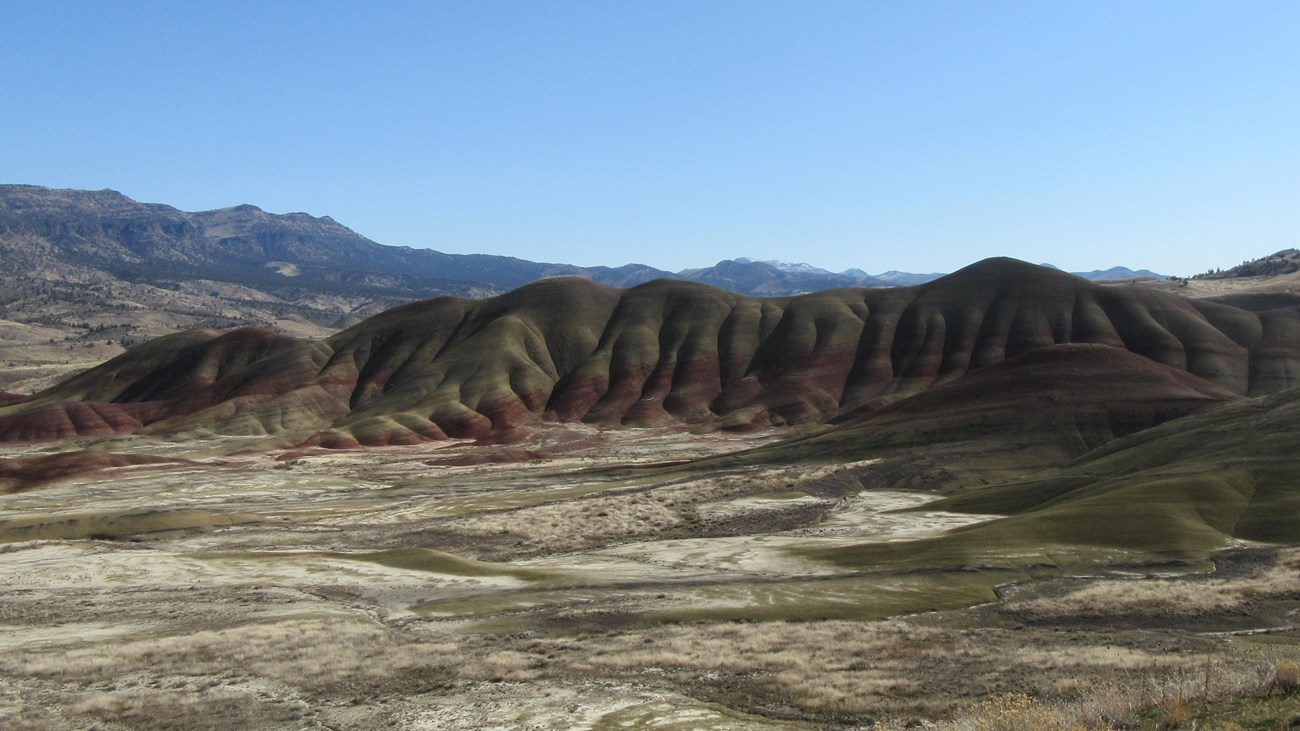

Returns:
2,257,1296,447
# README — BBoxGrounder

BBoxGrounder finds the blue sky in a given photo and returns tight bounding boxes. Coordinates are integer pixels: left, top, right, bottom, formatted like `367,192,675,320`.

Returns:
3,1,1297,275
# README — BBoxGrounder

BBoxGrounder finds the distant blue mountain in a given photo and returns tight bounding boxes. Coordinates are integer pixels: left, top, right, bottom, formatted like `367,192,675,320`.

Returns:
867,270,946,286
1040,263,1170,281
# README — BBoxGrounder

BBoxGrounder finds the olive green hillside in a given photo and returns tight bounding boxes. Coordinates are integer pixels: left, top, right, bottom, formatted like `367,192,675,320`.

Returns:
1,258,1298,447
718,342,1242,492
0,328,342,441
804,385,1300,574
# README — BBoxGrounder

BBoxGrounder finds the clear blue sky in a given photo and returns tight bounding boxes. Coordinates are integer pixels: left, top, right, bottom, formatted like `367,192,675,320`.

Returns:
3,1,1297,276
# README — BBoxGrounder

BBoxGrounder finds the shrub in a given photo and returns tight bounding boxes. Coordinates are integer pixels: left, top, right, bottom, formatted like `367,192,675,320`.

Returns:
963,693,1070,731
1269,659,1300,695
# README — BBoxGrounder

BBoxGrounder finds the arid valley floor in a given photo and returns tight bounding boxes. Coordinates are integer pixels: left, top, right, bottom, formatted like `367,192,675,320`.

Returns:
2,423,1298,730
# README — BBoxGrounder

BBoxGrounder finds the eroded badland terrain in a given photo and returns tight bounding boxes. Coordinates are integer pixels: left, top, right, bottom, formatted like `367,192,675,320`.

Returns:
3,250,1300,729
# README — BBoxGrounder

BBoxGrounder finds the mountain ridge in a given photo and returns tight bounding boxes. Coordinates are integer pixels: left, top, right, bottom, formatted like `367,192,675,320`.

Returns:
1,184,1171,299
1,185,899,298
2,257,1295,448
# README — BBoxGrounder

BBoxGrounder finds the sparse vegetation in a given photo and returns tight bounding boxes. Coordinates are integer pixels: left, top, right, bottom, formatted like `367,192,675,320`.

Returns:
1,429,1296,729
1006,550,1300,622
1192,249,1300,279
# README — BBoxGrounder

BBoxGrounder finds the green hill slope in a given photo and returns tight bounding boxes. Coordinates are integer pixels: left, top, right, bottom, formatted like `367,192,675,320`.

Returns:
804,385,1300,572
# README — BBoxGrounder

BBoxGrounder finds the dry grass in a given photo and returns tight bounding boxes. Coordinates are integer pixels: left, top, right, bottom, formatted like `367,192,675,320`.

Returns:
443,461,857,554
1,613,460,696
1007,549,1300,621
901,652,1300,730
955,693,1078,731
1270,658,1300,695
0,612,469,729
520,618,1277,723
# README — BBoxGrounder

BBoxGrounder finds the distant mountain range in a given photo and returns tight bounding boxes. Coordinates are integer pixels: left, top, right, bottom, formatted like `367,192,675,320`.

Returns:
1039,263,1170,281
0,185,1168,299
1,185,893,301
738,257,1169,285
0,184,1171,362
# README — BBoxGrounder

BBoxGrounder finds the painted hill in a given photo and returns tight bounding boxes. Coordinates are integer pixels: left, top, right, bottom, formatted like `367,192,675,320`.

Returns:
739,342,1241,491
2,257,1297,448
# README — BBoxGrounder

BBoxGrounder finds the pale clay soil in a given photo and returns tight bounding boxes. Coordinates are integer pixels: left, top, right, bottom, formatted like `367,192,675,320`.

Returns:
1,424,1297,729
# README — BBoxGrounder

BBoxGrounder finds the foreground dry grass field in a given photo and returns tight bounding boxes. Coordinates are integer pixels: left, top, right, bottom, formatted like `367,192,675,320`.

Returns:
1,426,1297,729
